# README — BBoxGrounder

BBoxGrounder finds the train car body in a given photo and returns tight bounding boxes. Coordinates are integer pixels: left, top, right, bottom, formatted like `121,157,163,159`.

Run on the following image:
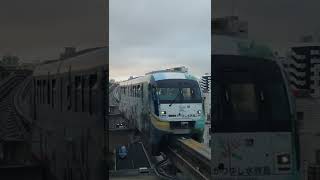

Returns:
31,47,107,180
118,69,205,155
211,35,301,180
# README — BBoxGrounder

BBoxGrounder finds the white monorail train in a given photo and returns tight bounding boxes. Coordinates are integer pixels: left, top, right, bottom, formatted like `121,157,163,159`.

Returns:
118,67,205,155
211,35,301,180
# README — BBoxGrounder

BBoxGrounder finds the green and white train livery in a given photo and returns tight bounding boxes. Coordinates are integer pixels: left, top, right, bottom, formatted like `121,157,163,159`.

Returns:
118,68,205,155
211,35,301,180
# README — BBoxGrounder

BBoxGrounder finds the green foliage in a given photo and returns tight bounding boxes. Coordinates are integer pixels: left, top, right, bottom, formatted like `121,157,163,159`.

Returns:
1,54,20,66
237,40,274,59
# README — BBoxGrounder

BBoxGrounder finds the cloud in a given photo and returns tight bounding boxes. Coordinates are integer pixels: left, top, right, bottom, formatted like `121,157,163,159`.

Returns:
110,0,211,81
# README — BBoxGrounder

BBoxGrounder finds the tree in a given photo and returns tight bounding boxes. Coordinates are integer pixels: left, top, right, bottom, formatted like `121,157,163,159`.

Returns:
1,54,20,66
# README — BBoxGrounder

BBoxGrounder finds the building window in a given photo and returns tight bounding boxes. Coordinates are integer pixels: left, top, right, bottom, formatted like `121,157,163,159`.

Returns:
297,112,304,120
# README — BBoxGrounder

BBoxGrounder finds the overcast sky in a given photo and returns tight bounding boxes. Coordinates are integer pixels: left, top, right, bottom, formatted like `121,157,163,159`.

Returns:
109,0,211,81
0,0,107,62
213,0,320,54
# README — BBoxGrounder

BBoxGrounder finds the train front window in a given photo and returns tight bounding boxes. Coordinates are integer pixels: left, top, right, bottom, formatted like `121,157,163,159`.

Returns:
157,88,180,101
215,55,291,132
228,83,258,121
155,79,202,103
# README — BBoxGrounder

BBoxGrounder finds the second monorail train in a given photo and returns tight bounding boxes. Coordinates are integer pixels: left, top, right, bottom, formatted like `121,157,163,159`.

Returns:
211,35,300,180
31,47,107,180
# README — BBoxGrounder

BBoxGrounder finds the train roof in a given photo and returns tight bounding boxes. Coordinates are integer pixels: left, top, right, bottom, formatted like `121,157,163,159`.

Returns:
119,71,199,86
152,72,192,81
212,35,275,60
33,47,107,76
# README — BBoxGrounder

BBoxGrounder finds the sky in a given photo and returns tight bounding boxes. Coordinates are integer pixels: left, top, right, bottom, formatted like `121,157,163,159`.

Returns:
109,0,211,81
213,0,320,55
0,0,107,62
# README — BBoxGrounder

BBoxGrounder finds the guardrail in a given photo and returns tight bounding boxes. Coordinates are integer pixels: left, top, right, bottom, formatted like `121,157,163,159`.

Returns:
165,138,211,180
167,146,209,180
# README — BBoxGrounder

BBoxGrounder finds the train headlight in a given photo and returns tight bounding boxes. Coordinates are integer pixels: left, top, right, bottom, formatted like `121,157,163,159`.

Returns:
160,111,166,115
277,154,290,165
197,110,201,114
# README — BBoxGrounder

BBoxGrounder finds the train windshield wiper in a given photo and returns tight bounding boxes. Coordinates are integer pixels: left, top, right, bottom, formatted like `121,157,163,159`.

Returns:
169,91,181,107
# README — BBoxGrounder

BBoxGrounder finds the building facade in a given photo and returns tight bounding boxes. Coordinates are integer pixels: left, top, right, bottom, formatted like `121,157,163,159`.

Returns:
285,43,320,98
200,73,211,147
282,38,320,177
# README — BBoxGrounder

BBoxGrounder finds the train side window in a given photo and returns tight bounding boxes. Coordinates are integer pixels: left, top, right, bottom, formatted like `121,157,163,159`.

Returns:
129,86,131,96
135,86,138,97
52,79,56,108
67,82,71,110
81,77,85,112
47,78,50,105
141,84,144,99
137,85,140,98
40,80,42,104
43,80,46,104
89,74,97,115
39,80,41,103
130,86,132,96
60,78,63,112
136,85,139,97
37,80,40,103
75,76,81,112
